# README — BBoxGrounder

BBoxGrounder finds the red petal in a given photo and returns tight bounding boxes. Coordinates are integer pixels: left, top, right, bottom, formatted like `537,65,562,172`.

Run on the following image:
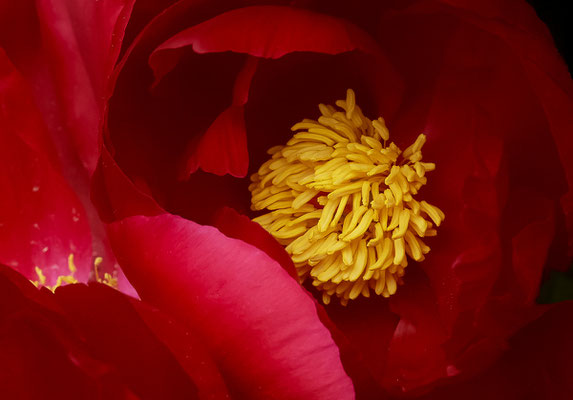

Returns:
128,297,231,400
370,1,573,392
386,271,450,393
410,301,573,400
55,283,212,399
91,145,164,223
0,52,92,287
0,266,140,399
147,5,381,179
180,56,257,178
150,5,379,81
1,264,228,399
108,214,355,399
0,0,135,173
182,105,249,178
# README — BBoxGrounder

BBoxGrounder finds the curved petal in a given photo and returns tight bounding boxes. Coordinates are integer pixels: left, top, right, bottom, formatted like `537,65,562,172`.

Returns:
213,206,298,280
108,214,355,400
182,104,249,178
147,5,386,179
149,5,380,82
179,56,257,178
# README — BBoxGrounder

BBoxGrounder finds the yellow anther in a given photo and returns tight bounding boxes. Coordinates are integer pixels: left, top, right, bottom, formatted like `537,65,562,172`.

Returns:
249,89,444,304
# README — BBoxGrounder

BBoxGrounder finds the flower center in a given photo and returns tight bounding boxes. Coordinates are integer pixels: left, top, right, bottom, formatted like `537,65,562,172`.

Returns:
249,90,444,305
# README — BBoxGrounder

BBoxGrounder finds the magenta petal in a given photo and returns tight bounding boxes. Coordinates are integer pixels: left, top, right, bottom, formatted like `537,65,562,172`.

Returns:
108,214,355,400
213,207,298,280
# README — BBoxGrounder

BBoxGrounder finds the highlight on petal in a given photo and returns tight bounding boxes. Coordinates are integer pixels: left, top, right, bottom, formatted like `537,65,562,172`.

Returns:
34,0,136,172
213,206,298,280
108,214,355,400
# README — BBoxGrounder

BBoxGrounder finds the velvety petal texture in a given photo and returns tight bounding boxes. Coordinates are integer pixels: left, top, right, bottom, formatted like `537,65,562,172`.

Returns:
108,214,355,400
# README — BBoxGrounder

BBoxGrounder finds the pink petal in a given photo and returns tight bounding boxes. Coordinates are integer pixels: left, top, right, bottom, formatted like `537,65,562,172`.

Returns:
108,214,355,400
213,206,298,280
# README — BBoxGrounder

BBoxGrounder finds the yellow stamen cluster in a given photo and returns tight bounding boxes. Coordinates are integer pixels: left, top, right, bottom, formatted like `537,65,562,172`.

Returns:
32,254,119,291
33,254,79,291
249,89,444,305
93,257,119,289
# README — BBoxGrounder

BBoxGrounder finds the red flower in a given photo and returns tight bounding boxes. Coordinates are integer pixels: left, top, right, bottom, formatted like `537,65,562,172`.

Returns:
2,0,573,398
0,2,354,398
96,0,573,396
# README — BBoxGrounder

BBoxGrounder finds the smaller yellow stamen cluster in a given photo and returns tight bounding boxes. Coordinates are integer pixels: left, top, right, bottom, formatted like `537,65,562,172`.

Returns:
249,89,444,305
32,255,119,291
33,254,79,291
93,257,119,289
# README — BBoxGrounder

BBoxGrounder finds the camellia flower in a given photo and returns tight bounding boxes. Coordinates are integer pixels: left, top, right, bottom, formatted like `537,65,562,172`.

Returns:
1,0,573,399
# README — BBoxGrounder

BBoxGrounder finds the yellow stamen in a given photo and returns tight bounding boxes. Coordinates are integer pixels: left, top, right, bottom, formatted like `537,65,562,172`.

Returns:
32,254,119,291
32,254,79,292
94,256,119,289
249,89,444,304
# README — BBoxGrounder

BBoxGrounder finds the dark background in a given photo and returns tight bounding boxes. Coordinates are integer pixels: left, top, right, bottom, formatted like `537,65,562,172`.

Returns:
528,0,573,303
528,0,572,75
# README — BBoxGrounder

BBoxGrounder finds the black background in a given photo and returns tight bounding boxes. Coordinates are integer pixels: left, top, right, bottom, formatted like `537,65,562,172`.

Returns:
528,0,572,75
